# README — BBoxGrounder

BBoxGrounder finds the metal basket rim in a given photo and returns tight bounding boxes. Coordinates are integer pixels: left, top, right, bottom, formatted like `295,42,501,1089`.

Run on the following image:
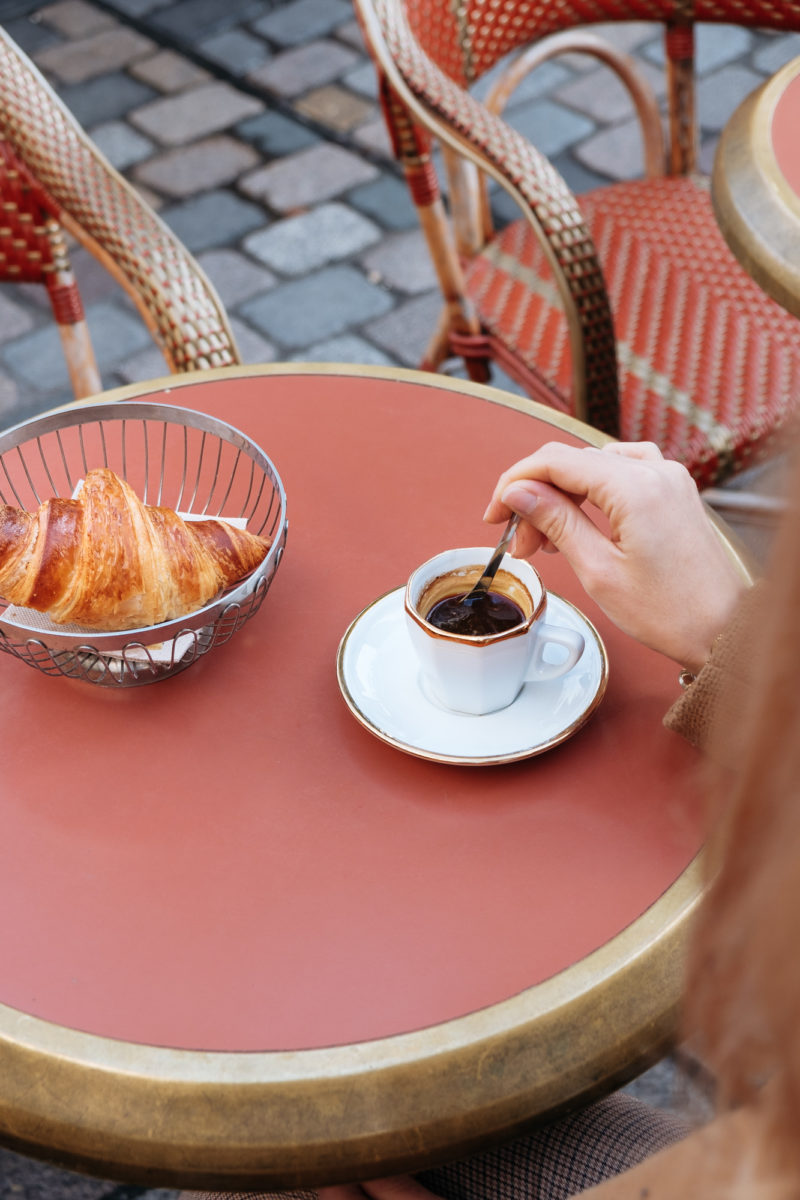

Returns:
0,400,288,651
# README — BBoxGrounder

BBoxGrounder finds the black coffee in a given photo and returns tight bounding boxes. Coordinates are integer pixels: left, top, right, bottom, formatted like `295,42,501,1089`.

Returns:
426,590,526,636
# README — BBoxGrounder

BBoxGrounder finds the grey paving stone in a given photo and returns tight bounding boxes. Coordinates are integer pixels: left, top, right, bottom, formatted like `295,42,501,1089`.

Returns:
38,0,118,37
555,57,665,123
114,341,171,385
290,332,395,366
240,264,394,347
505,98,596,160
589,20,661,55
101,0,173,13
0,1147,111,1199
575,114,646,181
239,142,378,212
697,133,720,177
3,14,62,55
129,81,263,146
754,31,800,75
133,135,260,198
199,28,271,76
89,119,155,170
295,84,375,133
235,109,320,157
160,189,266,252
149,0,264,41
697,64,763,132
550,150,610,196
253,0,353,48
623,1053,714,1126
196,248,277,306
0,291,37,343
475,57,571,107
361,229,438,295
365,289,442,366
248,39,359,99
349,174,419,231
336,16,366,52
69,246,131,307
33,27,155,84
2,301,152,391
350,114,393,159
129,48,211,93
228,316,277,363
0,369,22,429
57,72,158,126
344,60,379,100
244,202,381,275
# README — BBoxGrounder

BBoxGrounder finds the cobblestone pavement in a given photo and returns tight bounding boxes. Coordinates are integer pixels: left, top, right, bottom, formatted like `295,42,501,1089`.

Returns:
0,0,793,1194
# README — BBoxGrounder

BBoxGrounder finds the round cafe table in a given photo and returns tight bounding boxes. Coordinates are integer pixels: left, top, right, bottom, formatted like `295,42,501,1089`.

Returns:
713,54,800,317
0,364,750,1190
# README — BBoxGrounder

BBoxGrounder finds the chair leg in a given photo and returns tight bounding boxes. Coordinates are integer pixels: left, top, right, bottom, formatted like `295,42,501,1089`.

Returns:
47,269,102,399
376,78,491,385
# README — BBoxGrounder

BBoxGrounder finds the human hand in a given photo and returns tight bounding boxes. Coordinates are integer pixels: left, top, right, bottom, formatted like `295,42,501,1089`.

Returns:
484,441,749,673
319,1177,440,1200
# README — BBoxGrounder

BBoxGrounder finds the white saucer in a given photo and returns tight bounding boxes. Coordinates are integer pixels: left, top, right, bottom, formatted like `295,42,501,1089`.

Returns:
337,587,608,766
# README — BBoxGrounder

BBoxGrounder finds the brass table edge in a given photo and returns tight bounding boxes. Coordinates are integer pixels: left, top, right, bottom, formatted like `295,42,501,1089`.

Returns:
712,55,800,319
0,853,704,1187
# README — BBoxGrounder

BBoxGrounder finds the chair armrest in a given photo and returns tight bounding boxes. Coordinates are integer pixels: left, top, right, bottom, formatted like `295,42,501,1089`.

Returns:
0,29,239,376
357,0,620,435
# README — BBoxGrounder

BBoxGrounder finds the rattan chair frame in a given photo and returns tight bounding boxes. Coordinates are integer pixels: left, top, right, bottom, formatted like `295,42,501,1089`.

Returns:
356,0,800,480
0,28,240,401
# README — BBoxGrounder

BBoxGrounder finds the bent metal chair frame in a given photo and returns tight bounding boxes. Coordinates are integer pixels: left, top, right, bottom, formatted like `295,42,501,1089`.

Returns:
0,29,240,401
356,0,800,488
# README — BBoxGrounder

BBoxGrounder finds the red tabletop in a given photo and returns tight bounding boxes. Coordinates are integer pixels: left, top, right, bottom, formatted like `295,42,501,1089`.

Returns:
0,365,747,1190
772,68,800,197
1,367,705,1054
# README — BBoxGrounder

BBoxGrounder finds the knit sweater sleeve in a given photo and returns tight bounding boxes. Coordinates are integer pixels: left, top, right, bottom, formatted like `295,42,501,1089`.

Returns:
663,583,762,752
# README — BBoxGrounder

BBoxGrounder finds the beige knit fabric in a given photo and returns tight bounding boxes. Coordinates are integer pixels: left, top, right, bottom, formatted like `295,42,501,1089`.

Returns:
663,583,762,753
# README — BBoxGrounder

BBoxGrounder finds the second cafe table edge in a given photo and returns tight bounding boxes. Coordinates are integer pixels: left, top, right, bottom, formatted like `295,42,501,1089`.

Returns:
712,55,800,318
0,363,752,1189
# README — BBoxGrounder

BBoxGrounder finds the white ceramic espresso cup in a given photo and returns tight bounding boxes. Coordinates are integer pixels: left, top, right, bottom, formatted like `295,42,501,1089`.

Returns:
404,547,585,716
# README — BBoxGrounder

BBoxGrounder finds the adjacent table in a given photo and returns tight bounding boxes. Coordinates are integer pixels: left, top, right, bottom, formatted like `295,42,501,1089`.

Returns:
0,364,750,1191
713,54,800,317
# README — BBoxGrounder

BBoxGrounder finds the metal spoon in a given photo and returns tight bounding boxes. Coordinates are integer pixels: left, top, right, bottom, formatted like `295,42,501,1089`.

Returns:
459,513,520,604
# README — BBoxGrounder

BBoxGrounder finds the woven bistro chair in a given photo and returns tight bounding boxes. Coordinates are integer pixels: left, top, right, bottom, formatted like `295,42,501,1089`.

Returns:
0,27,239,401
356,0,800,489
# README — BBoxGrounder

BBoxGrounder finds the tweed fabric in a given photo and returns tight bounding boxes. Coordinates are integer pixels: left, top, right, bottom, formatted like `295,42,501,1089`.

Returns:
465,177,800,487
417,1094,689,1200
186,1093,689,1200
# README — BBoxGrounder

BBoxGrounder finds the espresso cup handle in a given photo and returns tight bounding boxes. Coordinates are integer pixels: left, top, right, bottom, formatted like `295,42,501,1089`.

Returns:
527,624,585,682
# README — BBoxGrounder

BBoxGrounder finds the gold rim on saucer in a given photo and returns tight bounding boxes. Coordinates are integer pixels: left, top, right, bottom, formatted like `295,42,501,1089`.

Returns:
337,586,608,766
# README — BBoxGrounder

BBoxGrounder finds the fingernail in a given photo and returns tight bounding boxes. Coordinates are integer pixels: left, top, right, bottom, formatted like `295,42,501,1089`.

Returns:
501,485,538,516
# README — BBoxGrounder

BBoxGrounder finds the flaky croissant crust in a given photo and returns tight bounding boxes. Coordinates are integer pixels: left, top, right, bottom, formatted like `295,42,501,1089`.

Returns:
0,467,271,631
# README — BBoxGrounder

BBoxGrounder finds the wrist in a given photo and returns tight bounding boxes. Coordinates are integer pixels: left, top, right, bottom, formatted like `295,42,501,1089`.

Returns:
677,581,749,678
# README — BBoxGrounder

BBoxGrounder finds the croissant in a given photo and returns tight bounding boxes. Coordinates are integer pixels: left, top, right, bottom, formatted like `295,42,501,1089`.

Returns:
0,467,271,631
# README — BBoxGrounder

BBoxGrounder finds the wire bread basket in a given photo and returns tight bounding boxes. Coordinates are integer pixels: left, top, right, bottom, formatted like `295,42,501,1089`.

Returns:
0,401,287,687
